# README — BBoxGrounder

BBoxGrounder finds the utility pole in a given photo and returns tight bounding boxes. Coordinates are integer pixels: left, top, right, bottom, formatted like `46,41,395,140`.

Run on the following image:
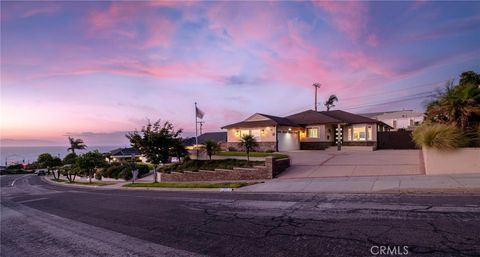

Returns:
312,83,321,111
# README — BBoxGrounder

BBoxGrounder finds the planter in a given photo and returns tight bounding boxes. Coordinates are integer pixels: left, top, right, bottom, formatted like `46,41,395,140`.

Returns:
422,147,480,175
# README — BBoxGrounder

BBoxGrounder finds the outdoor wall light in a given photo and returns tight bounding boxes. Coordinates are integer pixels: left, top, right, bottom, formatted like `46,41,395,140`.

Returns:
261,129,265,135
235,130,240,136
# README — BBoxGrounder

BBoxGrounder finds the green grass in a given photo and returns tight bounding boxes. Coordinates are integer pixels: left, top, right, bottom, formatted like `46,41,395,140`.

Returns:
160,159,264,173
50,178,114,186
216,151,288,159
123,182,257,188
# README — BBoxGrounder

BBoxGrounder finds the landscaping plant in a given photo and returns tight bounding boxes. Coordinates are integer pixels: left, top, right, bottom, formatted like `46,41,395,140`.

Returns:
239,134,258,162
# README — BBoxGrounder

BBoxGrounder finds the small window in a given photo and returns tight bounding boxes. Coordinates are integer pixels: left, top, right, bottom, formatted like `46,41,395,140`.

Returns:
307,128,319,138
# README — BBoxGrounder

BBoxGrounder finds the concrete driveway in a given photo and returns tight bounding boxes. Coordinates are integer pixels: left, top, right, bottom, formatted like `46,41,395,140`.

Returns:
279,149,423,179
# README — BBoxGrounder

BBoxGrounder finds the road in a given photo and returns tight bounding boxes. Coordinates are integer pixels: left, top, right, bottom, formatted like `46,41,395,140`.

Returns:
1,174,480,257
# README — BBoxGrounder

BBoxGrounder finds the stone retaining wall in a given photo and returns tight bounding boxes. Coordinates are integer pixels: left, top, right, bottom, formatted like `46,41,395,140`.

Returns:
225,142,276,152
158,157,290,182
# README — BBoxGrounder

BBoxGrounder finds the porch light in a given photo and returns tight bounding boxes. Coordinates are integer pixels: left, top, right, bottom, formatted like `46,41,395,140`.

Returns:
288,128,292,131
261,129,265,135
235,130,240,136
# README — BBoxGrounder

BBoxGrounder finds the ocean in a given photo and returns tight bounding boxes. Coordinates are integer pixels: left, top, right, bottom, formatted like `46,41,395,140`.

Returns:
0,146,123,165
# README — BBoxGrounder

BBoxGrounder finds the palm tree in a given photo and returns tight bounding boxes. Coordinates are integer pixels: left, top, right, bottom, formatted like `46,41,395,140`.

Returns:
204,140,219,160
68,137,87,154
324,94,338,111
425,80,480,130
239,135,258,162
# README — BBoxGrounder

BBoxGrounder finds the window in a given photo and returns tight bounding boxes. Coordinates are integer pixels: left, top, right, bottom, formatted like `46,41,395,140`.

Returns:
347,128,352,141
393,120,397,128
240,129,261,140
307,128,319,138
367,126,372,140
250,129,261,139
353,126,366,141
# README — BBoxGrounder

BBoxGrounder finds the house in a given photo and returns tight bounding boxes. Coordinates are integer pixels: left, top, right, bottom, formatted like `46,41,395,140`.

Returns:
359,110,424,131
183,132,227,149
107,147,141,163
222,110,392,152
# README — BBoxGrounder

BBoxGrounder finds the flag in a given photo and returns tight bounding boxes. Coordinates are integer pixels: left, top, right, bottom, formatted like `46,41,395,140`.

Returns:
196,106,205,119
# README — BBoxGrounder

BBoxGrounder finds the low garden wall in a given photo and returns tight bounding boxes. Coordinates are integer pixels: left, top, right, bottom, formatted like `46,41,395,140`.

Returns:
422,147,480,175
158,157,290,182
225,142,276,152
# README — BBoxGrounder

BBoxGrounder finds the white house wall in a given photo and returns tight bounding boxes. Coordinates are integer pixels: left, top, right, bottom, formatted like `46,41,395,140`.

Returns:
227,126,276,143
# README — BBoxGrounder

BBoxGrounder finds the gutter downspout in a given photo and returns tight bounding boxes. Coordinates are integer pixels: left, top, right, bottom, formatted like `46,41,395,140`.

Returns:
275,125,279,152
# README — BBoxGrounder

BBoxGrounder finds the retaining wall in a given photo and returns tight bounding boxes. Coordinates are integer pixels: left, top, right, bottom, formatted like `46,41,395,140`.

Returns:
158,157,290,182
422,147,480,175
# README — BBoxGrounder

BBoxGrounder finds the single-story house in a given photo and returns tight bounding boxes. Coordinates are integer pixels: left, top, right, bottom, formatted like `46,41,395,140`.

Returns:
183,132,227,149
222,110,392,151
107,147,141,163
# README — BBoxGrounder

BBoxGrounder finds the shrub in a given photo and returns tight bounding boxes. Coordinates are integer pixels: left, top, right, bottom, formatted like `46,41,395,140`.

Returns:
227,147,237,151
135,163,151,178
265,150,274,153
413,123,467,150
159,159,264,173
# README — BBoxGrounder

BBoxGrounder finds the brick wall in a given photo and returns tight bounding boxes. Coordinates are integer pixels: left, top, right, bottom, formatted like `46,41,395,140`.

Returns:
158,157,289,182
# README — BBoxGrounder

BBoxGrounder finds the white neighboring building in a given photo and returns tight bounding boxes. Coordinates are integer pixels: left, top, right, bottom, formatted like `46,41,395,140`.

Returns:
360,110,424,131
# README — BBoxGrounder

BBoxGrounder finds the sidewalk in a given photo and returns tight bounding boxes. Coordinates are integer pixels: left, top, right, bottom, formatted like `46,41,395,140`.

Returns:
239,173,480,193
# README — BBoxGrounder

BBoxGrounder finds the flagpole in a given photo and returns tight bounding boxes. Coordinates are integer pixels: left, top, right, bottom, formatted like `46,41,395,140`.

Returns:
195,102,199,158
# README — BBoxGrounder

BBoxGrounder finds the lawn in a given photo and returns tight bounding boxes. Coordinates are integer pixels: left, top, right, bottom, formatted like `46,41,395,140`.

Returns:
216,151,288,159
123,182,257,188
160,159,264,173
50,178,114,186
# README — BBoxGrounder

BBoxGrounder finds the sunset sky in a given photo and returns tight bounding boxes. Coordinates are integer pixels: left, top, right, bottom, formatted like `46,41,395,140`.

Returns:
1,1,480,146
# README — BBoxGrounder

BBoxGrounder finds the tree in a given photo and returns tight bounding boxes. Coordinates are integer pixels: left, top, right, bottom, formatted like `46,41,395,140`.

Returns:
63,153,78,165
62,153,78,182
324,94,338,111
67,137,87,154
239,135,258,162
204,140,220,160
425,76,480,131
126,120,184,183
171,138,189,162
37,153,62,179
76,150,107,184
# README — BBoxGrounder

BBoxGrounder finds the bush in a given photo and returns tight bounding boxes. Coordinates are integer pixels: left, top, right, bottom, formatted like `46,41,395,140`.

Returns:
265,150,274,153
159,159,264,173
413,123,467,150
135,163,151,178
227,147,237,151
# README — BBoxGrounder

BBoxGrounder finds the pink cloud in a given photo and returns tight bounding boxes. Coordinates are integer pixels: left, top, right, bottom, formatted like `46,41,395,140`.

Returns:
314,1,370,41
86,2,177,47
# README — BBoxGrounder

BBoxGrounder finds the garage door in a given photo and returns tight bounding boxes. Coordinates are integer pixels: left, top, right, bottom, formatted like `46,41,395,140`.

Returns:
278,131,300,151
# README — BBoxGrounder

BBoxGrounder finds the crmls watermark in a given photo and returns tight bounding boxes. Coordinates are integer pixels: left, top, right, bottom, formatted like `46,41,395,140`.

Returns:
370,245,409,256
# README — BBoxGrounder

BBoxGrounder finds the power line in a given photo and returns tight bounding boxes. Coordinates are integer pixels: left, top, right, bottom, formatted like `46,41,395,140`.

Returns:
280,79,446,116
342,94,435,111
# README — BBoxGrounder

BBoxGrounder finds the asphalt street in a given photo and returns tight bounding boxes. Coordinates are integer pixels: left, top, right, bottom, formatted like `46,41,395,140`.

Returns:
1,174,479,257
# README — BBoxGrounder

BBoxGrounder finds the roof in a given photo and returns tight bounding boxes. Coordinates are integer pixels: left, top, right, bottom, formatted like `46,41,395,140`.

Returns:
183,132,227,146
319,110,381,124
109,147,139,156
286,110,341,125
221,109,393,130
221,113,297,129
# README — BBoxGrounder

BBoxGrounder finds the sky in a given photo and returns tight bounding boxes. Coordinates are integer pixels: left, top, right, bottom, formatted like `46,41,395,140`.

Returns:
1,1,480,146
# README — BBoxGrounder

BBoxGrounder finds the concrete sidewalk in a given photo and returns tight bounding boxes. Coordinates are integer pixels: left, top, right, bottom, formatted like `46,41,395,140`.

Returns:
239,173,480,193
